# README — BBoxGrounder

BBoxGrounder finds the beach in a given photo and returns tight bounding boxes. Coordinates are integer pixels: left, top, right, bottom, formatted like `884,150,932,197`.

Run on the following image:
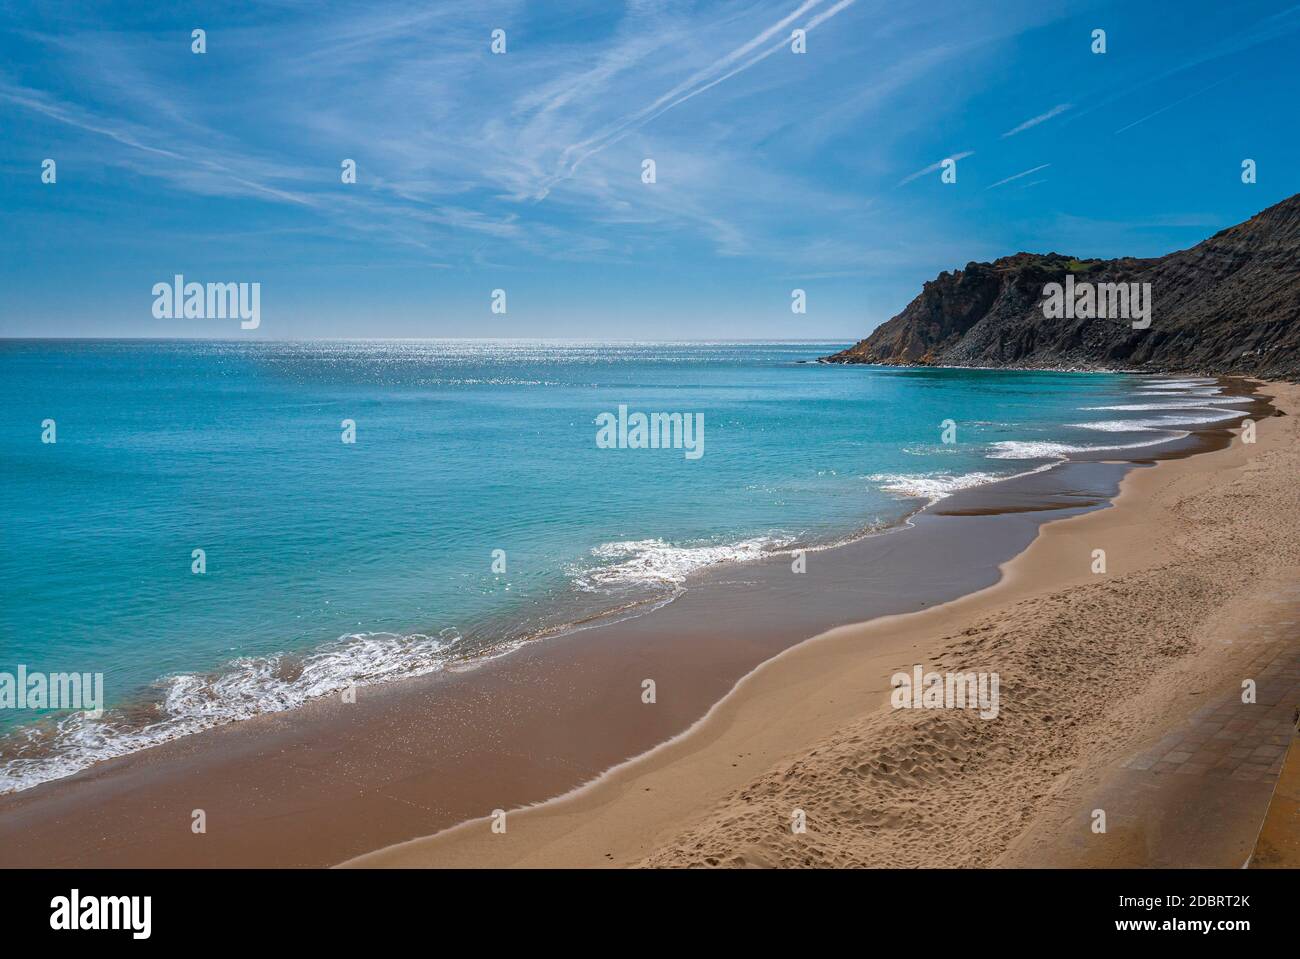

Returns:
347,378,1299,868
0,375,1289,868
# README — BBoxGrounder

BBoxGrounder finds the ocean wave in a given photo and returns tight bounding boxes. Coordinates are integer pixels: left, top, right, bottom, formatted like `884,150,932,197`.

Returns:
0,629,462,796
987,434,1188,459
868,471,1008,501
1081,398,1253,411
1069,409,1244,431
569,535,795,590
1137,385,1222,394
1141,378,1217,389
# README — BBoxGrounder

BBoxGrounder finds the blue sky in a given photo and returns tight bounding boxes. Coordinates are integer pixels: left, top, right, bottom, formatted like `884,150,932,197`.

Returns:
1,0,1297,339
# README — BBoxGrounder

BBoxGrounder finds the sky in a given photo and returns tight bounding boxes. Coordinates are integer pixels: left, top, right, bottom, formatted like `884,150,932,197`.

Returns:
0,0,1297,340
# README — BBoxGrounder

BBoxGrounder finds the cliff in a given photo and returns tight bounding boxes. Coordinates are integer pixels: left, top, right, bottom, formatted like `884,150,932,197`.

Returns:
823,193,1300,379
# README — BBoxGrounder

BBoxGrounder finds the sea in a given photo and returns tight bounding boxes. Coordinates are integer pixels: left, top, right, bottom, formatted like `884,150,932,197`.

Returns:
0,339,1255,792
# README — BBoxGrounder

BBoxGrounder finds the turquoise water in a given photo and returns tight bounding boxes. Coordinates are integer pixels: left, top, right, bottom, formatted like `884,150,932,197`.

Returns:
0,340,1250,790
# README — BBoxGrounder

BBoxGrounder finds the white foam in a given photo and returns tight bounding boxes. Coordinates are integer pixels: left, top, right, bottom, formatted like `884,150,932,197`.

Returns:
570,536,794,590
987,434,1188,460
0,629,462,796
1138,385,1221,394
1082,398,1253,411
1141,378,1216,389
868,471,1007,501
1069,409,1244,431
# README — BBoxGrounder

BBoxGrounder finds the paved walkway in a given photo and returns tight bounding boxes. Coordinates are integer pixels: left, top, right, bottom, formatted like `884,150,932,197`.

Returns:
1001,582,1300,867
1121,645,1296,786
1248,712,1300,867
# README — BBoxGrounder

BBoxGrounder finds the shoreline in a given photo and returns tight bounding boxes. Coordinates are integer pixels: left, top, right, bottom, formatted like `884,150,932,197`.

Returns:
346,378,1296,868
0,447,1068,799
0,370,1218,799
0,378,1282,867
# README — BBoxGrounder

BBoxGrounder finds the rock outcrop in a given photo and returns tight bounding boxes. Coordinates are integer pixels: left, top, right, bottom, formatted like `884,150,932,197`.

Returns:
823,193,1300,380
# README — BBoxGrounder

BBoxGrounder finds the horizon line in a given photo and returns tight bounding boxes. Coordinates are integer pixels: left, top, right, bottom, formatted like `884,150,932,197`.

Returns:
0,335,858,344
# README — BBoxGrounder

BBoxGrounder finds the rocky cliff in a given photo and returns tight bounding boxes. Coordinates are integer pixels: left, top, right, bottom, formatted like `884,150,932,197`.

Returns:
823,193,1300,379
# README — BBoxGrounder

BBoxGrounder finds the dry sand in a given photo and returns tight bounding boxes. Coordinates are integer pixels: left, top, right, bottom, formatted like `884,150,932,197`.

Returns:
346,380,1300,868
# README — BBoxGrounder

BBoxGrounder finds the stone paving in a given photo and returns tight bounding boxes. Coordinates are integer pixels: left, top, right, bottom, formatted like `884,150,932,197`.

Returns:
1001,582,1300,867
1121,699,1292,782
1120,612,1299,785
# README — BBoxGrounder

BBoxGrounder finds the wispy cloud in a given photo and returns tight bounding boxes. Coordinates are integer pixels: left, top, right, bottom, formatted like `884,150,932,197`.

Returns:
897,151,974,186
986,162,1050,189
1113,77,1231,133
1070,8,1299,126
1001,103,1070,137
0,81,319,207
0,0,902,271
536,0,859,198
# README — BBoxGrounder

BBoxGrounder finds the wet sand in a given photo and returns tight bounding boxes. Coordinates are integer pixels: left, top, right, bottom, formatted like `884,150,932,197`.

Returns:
0,380,1280,868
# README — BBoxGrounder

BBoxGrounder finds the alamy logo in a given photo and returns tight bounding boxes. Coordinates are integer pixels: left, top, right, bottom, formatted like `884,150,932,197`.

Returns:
0,666,103,718
152,274,261,329
50,890,151,939
595,405,704,460
1042,275,1151,330
891,664,1000,720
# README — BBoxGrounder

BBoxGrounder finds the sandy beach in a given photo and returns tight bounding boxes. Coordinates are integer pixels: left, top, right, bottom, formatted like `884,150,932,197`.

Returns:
347,379,1299,868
